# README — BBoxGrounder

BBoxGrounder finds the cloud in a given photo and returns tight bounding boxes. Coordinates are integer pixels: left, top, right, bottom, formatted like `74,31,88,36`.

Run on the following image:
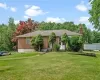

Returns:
14,20,19,24
78,17,94,30
0,3,8,9
74,16,94,30
45,17,66,23
24,5,30,8
10,7,16,12
76,1,88,12
24,15,30,19
25,5,48,17
79,16,90,26
0,2,17,12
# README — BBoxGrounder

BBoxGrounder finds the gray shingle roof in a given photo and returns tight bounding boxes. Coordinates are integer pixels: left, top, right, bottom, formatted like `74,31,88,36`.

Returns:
17,30,81,37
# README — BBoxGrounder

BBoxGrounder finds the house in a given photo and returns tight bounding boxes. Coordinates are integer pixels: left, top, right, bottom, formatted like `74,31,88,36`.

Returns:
17,30,81,52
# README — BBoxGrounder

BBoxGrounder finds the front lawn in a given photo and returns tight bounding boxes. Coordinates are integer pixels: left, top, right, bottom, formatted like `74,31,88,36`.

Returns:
0,52,100,80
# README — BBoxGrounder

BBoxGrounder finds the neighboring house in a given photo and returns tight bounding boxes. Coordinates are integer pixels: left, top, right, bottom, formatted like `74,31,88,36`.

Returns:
17,30,81,52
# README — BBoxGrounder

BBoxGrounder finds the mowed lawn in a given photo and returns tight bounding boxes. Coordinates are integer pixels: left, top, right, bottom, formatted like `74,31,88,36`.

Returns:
0,52,100,80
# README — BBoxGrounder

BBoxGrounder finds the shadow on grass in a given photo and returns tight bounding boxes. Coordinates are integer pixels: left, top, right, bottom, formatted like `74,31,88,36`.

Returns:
0,66,14,72
68,52,97,57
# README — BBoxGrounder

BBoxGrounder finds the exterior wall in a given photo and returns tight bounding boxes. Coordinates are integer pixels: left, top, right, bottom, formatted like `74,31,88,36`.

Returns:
43,37,49,49
18,36,60,52
18,37,32,49
18,37,50,49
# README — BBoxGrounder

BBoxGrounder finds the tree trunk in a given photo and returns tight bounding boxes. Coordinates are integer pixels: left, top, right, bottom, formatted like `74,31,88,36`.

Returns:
39,45,41,52
52,43,53,51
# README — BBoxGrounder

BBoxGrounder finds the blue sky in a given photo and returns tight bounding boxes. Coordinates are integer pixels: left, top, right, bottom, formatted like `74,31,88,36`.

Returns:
0,0,93,29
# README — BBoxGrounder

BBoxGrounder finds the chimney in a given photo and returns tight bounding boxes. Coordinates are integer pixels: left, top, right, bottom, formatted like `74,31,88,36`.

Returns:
79,24,83,34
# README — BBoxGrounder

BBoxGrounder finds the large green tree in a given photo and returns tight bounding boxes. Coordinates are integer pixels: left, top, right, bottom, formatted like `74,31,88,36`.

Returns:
92,31,100,43
0,18,16,51
39,22,79,31
89,0,100,30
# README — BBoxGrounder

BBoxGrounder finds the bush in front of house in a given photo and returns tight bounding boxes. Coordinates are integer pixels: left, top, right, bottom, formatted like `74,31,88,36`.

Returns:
49,32,56,51
66,43,71,51
31,34,43,51
61,33,69,50
31,36,38,51
52,43,60,51
69,36,83,52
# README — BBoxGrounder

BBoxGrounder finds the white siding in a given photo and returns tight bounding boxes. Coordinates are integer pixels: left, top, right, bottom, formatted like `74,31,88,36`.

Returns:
84,43,100,50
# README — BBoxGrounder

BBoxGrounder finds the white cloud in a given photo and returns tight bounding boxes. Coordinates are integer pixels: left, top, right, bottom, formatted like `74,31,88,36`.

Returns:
25,5,48,17
24,15,30,19
76,1,88,12
74,16,94,30
0,3,8,9
10,7,16,12
24,5,30,8
79,17,89,22
14,20,19,24
0,2,17,12
79,16,90,26
45,17,66,23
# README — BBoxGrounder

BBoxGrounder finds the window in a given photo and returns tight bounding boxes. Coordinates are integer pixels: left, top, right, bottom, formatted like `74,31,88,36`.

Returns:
26,38,31,44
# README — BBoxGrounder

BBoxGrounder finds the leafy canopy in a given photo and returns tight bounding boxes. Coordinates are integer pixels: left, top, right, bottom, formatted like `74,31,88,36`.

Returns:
12,18,38,49
89,0,100,30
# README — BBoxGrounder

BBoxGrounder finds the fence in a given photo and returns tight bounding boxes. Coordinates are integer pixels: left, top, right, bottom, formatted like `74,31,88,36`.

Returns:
84,43,100,50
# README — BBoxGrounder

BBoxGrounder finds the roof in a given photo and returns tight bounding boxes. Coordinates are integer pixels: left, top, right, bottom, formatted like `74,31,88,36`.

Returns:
17,30,81,38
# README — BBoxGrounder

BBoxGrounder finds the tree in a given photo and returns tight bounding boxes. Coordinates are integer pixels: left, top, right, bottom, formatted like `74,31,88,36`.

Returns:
61,33,68,50
31,34,43,51
89,0,100,30
39,21,79,31
87,29,92,43
8,17,16,31
78,36,84,52
0,18,16,51
12,18,38,50
92,31,100,43
31,36,37,50
70,36,83,52
78,24,92,43
49,32,56,50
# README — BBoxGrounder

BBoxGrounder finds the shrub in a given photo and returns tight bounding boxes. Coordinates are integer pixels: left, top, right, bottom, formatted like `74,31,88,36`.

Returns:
49,32,56,50
53,43,60,51
31,37,38,51
70,36,83,52
61,33,68,50
31,34,43,51
66,43,71,51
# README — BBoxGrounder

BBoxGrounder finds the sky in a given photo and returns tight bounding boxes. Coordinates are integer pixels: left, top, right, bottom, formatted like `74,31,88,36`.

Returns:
0,0,93,30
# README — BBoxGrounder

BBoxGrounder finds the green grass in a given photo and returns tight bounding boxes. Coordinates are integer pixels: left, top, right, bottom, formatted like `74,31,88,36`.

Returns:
0,52,100,80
